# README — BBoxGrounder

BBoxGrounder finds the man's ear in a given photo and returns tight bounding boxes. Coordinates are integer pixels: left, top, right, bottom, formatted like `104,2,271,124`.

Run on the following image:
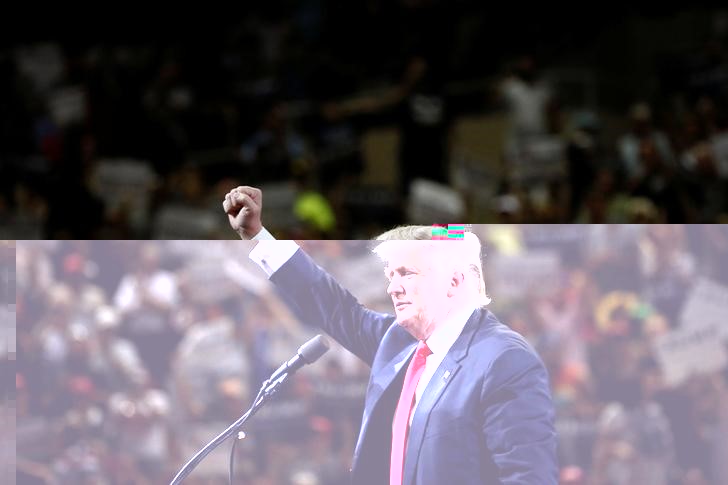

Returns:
448,271,465,297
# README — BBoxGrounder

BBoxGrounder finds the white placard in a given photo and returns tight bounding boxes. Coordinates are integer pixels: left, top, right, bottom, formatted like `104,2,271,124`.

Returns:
489,250,562,300
49,85,86,126
653,322,728,387
90,158,158,232
679,278,728,340
407,178,465,223
507,135,567,182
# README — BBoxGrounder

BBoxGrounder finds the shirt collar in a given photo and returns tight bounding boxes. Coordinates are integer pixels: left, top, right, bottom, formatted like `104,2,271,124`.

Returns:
424,303,477,357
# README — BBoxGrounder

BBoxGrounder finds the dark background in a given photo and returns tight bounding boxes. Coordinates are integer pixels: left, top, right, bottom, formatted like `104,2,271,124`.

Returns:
2,3,728,237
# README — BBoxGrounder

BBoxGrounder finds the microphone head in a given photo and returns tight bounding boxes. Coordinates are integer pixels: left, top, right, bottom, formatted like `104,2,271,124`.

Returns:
298,334,330,364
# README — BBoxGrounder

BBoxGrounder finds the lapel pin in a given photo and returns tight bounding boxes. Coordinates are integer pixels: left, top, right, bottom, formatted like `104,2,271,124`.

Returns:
443,370,451,380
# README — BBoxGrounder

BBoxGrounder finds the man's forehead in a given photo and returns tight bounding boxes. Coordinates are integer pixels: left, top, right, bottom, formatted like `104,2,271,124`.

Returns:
381,244,440,268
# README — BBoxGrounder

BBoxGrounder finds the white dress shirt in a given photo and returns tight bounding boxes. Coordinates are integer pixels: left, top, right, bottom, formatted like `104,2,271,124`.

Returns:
412,303,475,424
248,240,299,277
251,226,276,241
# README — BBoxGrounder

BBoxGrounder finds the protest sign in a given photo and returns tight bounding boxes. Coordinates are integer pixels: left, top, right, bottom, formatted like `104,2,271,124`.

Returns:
489,250,562,300
679,278,728,340
653,322,728,387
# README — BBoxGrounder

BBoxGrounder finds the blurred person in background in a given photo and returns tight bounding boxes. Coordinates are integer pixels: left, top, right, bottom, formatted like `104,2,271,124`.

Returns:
679,141,726,221
709,103,728,181
618,102,676,182
585,225,644,294
223,186,558,485
236,295,301,388
87,305,149,392
33,283,77,415
322,48,454,199
565,111,602,221
113,242,180,387
591,362,675,485
3,179,48,238
639,225,694,325
107,378,173,483
394,44,453,198
709,371,728,484
554,372,600,481
686,225,728,286
171,299,251,421
320,1,455,200
500,55,555,151
239,98,310,185
308,60,366,234
16,242,55,330
576,169,632,223
627,137,687,222
684,373,728,485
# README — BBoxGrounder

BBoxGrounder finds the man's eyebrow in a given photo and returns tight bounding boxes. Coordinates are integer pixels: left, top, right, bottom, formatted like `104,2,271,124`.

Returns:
385,266,414,278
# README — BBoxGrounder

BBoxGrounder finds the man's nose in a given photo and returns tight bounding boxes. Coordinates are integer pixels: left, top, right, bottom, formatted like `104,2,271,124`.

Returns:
387,277,404,297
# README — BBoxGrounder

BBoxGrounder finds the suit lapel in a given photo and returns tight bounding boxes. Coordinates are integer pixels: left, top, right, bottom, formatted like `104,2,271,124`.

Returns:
402,355,461,485
354,341,418,457
402,309,485,485
367,342,418,408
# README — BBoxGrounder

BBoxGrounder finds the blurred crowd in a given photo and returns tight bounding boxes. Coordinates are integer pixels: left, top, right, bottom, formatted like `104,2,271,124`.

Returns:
2,4,728,238
16,239,371,484
14,225,728,484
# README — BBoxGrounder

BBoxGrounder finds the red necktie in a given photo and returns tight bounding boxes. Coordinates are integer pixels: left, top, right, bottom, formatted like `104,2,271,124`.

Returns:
390,341,432,485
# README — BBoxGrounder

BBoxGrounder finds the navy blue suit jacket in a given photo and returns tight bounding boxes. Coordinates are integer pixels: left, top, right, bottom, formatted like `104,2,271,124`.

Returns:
270,248,558,485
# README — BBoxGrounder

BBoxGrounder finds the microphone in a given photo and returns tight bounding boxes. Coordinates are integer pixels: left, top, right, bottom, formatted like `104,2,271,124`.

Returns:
169,334,330,485
266,334,330,385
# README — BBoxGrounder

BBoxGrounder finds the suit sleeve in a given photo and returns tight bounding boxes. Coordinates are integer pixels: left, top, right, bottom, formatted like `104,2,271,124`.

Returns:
269,248,394,367
480,347,559,484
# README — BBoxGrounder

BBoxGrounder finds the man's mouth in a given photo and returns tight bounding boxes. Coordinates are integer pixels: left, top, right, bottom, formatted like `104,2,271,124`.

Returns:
395,302,410,310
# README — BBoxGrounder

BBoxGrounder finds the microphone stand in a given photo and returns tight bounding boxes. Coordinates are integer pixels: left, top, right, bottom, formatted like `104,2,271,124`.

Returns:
169,371,291,485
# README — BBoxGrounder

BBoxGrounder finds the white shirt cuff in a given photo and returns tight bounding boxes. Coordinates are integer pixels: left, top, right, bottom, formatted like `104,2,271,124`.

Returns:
249,240,300,277
251,226,276,240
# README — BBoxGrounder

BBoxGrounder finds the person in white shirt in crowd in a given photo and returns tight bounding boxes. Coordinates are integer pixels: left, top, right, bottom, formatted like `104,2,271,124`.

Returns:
113,243,180,387
500,55,554,150
617,102,676,181
88,305,149,391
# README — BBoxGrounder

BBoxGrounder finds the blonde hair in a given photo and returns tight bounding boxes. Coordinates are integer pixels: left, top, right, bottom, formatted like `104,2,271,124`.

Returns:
373,225,491,306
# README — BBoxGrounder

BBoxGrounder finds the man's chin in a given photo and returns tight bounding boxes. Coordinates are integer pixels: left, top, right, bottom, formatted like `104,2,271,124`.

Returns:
396,315,419,332
396,316,413,328
396,318,427,340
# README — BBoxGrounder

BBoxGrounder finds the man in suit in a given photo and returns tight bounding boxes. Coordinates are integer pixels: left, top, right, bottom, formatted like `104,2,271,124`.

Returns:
222,186,558,484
